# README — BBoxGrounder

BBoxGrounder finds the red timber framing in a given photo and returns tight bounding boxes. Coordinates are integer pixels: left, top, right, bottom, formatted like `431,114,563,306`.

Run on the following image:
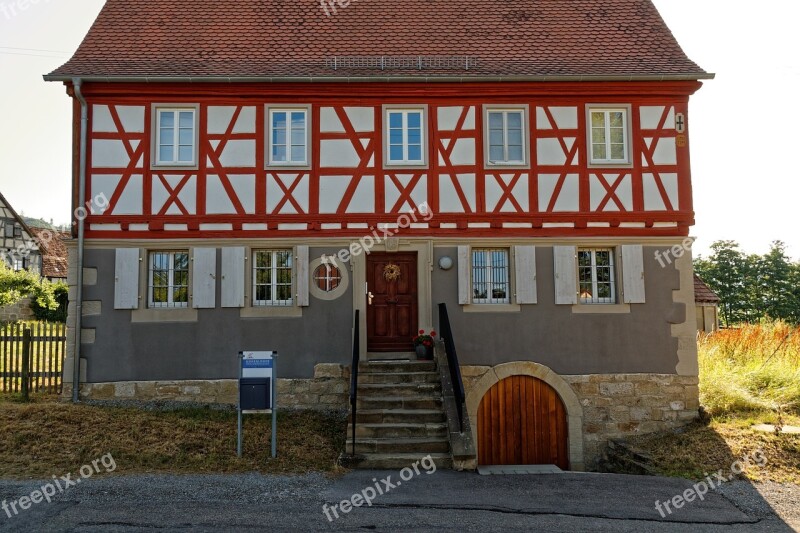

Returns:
74,81,702,239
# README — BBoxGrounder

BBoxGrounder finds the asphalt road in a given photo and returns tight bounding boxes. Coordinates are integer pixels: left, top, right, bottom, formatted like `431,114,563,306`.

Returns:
0,470,795,532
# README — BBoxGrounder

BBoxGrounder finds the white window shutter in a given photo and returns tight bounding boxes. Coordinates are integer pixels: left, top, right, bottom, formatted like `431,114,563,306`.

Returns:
114,248,140,310
553,245,578,305
622,245,646,304
221,247,245,308
457,245,470,305
296,245,309,307
192,248,216,309
513,246,537,304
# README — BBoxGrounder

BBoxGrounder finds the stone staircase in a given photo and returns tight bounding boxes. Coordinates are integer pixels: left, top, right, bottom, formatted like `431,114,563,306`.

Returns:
345,360,453,469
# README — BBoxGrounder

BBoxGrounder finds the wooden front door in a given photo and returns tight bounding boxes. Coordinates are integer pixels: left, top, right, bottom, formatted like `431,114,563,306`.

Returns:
366,253,418,352
477,376,569,469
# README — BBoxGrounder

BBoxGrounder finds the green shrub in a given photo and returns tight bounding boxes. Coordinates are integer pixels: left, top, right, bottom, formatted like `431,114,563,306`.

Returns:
31,282,68,323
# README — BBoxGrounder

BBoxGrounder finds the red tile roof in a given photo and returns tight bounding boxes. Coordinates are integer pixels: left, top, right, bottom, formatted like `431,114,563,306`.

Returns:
47,0,709,81
694,274,720,304
30,228,69,280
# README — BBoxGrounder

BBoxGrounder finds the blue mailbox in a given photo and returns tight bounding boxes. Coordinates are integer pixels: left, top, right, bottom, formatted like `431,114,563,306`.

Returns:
237,351,277,458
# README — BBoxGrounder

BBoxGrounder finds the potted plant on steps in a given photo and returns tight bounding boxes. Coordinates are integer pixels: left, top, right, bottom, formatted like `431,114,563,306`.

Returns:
413,330,437,360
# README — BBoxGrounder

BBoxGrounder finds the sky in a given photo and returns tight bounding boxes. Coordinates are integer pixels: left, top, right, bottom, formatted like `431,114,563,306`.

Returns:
0,0,798,259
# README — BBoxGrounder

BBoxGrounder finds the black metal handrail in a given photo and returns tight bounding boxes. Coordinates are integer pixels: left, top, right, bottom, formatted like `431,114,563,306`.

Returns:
349,309,360,455
438,303,466,432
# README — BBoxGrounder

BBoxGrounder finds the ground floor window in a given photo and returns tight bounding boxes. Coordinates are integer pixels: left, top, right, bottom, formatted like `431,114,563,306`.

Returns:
472,249,511,304
578,248,616,304
148,251,189,308
253,250,293,306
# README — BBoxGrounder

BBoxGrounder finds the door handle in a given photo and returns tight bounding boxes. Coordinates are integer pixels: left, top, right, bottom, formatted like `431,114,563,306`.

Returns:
368,292,374,305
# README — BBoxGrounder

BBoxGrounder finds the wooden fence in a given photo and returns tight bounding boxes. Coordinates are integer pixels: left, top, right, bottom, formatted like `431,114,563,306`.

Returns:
0,322,66,395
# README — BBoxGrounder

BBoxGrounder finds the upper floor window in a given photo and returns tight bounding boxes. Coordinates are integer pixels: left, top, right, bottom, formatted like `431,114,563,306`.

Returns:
589,108,629,165
268,108,308,166
385,108,426,166
148,250,190,308
472,249,511,304
578,248,616,304
156,108,196,166
3,222,14,238
253,250,293,306
486,109,526,166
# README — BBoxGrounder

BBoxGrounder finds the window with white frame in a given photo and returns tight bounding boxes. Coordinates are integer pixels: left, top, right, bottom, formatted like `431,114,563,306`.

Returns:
589,108,629,164
386,109,425,165
487,109,525,165
253,250,293,306
268,108,308,166
472,249,511,304
578,248,616,304
3,222,13,238
148,251,190,308
156,109,196,166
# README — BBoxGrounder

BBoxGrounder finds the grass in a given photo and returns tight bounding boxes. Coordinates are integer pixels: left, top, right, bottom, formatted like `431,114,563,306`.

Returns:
0,321,66,393
0,395,347,480
627,323,800,484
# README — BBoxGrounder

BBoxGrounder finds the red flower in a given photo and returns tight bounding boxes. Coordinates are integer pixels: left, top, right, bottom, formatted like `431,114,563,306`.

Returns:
419,329,425,334
430,331,437,337
423,340,432,347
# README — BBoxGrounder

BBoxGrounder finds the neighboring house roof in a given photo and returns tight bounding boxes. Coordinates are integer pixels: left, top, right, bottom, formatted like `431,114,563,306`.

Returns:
46,0,710,82
694,274,720,304
29,228,69,279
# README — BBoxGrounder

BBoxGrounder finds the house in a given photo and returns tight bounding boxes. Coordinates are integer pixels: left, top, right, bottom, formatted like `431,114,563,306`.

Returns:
0,191,40,273
45,0,711,470
29,227,69,282
694,274,720,334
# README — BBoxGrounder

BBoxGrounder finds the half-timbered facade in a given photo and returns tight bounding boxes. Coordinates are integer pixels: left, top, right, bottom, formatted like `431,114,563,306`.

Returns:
48,0,711,470
0,191,40,273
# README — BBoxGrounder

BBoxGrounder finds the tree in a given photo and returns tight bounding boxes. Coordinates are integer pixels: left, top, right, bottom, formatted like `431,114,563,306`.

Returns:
0,263,60,314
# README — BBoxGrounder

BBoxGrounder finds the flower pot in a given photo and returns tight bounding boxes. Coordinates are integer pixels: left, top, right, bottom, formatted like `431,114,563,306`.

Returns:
415,344,434,360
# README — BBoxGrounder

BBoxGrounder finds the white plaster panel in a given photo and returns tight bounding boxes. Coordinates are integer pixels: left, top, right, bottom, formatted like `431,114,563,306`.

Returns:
437,107,463,131
536,138,567,166
205,175,235,214
319,176,350,214
218,140,256,168
346,176,375,213
639,106,665,130
535,107,551,130
438,174,476,213
538,174,579,212
344,107,374,132
90,174,121,215
486,174,529,212
651,137,677,166
92,105,115,133
643,173,679,211
449,138,476,166
92,139,130,168
267,174,309,214
113,175,143,215
589,174,632,212
233,106,256,134
320,107,345,133
384,174,428,212
207,107,237,135
116,106,145,133
229,174,256,213
549,107,578,130
321,139,361,168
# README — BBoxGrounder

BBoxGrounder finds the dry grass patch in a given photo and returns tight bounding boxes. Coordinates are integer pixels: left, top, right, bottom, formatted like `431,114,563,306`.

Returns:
0,395,347,480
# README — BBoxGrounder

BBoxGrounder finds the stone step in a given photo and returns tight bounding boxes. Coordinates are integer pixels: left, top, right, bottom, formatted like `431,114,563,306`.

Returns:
346,453,453,470
358,372,439,385
359,361,436,373
345,437,451,455
356,396,443,410
357,382,441,397
351,409,446,424
349,423,449,439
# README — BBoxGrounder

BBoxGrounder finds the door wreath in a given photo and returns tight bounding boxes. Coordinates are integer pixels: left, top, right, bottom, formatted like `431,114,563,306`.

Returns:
383,263,402,282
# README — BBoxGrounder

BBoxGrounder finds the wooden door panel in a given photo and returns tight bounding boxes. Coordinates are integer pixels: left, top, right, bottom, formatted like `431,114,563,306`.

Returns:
477,376,569,469
366,253,418,352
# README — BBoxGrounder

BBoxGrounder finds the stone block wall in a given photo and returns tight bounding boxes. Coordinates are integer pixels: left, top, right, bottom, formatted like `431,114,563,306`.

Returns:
461,365,699,470
63,363,350,411
0,297,34,322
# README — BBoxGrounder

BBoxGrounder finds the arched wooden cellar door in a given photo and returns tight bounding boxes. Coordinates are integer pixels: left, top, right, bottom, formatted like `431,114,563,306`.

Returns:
477,375,569,469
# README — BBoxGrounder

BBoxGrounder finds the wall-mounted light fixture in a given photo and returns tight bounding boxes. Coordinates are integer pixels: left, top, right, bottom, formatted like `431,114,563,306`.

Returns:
438,256,454,270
